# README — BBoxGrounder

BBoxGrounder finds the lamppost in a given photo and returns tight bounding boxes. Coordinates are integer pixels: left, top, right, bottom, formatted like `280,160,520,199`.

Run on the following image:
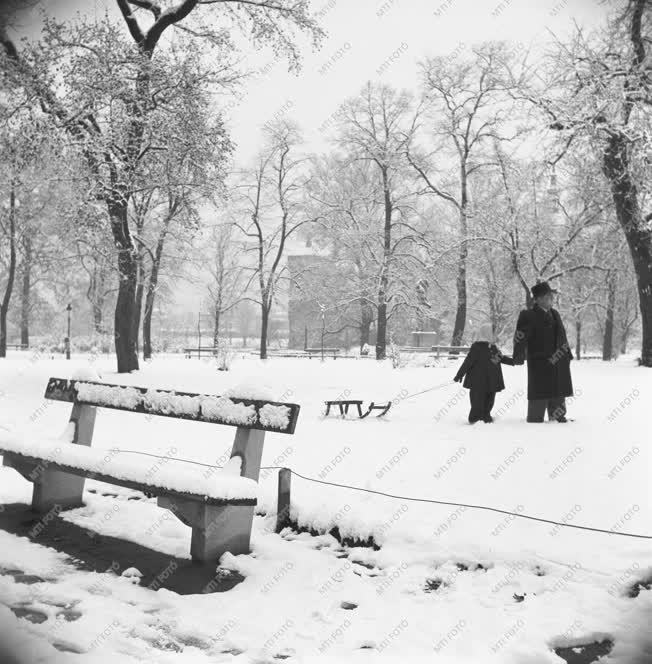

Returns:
65,303,72,360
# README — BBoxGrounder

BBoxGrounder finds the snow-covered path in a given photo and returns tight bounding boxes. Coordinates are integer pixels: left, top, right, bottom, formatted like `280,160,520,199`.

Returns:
0,353,650,662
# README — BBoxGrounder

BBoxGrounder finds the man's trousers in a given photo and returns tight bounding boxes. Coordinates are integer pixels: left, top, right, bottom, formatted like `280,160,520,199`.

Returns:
527,397,566,422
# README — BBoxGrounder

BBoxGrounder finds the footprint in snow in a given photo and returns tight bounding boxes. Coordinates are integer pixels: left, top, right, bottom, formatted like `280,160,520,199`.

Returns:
10,606,48,624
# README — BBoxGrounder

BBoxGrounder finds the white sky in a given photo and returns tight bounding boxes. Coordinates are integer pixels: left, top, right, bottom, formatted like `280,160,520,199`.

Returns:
14,0,605,163
9,0,606,314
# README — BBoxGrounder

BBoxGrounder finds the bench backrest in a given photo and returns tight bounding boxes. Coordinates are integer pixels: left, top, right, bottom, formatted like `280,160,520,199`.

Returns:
44,377,300,434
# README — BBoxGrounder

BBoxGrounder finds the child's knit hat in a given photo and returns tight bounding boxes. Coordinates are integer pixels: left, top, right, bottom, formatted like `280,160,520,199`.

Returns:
474,323,494,343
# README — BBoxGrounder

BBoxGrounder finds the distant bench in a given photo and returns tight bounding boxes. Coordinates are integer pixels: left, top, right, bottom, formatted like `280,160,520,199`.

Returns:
4,343,28,351
0,377,300,566
303,348,340,359
245,349,343,359
399,345,471,358
183,347,222,359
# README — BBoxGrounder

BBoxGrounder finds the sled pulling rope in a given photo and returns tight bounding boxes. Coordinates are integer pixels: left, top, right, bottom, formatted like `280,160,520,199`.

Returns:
323,381,454,420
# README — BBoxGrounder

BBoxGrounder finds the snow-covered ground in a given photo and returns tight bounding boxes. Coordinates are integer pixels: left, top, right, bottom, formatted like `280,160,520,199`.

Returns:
0,351,650,663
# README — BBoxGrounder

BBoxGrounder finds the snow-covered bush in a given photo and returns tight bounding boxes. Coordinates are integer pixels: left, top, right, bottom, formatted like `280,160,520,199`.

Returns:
388,340,405,369
360,343,371,356
215,337,236,371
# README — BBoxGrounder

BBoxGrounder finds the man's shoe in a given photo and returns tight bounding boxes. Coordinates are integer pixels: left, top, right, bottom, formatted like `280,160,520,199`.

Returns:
555,416,568,423
483,416,494,423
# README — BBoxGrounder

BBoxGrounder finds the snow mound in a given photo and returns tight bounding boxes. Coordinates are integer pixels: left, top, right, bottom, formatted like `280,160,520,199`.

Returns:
200,396,257,426
143,389,200,417
76,383,141,409
121,568,143,584
71,366,102,381
259,404,291,430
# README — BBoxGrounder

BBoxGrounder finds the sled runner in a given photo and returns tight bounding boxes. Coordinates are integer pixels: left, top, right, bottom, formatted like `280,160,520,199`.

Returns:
324,400,391,418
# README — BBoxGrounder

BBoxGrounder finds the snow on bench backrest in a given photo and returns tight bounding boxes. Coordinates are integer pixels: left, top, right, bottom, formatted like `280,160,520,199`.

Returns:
44,378,300,434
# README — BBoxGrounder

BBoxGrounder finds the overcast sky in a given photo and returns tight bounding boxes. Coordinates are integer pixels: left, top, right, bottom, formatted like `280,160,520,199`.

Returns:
12,0,605,164
7,0,606,314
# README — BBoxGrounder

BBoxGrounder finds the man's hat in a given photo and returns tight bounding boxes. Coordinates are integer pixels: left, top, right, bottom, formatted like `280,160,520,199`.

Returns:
531,281,557,298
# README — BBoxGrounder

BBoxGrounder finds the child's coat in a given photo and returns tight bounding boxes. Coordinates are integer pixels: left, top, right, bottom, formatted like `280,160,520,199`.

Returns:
454,342,514,392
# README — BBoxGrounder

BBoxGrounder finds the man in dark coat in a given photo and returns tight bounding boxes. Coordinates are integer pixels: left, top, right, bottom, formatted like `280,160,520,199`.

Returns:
513,281,574,423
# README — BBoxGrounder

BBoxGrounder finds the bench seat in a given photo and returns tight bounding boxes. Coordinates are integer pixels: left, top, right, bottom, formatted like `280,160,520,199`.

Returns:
0,428,257,506
0,376,301,567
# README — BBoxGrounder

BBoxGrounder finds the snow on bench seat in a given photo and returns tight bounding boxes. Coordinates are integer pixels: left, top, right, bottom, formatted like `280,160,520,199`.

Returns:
0,426,257,506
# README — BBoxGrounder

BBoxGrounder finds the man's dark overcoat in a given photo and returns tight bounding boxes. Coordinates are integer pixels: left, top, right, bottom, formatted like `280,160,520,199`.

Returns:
513,304,573,400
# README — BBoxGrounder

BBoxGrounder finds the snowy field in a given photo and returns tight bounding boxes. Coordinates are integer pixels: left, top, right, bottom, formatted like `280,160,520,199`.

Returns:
0,352,650,663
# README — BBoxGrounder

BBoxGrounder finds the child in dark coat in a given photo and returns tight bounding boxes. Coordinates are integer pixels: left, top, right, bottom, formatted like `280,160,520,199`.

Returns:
453,324,514,424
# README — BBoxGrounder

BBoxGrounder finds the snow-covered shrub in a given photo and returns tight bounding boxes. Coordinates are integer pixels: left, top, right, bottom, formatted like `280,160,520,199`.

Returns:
360,343,371,356
388,341,405,369
215,337,236,371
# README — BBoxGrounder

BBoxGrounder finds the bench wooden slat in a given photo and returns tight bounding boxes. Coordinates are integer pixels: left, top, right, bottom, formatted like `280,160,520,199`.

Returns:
1,450,255,507
44,378,300,435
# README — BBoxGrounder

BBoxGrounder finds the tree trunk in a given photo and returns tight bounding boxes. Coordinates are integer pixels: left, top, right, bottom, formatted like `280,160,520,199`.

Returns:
260,302,269,359
110,202,139,373
132,251,144,356
359,300,373,350
0,183,17,358
602,271,616,361
376,167,392,360
603,134,652,366
575,318,582,361
142,277,155,360
87,263,106,334
450,173,469,350
142,222,168,361
376,301,387,360
93,302,104,335
213,304,220,348
20,233,31,348
451,243,468,348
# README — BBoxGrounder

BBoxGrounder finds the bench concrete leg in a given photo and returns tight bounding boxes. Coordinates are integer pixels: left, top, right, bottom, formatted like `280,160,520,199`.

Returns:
32,468,87,512
32,403,96,513
192,505,254,562
230,427,265,481
159,428,265,564
158,497,254,563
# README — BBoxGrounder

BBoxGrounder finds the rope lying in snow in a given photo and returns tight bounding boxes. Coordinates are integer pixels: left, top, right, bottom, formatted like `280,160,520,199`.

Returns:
262,467,652,540
103,451,652,540
107,448,221,468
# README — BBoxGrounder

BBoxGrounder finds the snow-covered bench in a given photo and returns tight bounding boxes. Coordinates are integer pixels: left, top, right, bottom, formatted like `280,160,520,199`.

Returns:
0,377,300,565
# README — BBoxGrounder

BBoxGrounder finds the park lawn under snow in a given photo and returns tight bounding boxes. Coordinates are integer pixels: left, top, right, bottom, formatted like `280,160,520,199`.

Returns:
0,351,650,663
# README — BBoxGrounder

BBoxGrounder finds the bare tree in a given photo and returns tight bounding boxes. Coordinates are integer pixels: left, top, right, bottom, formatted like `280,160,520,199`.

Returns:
518,0,652,365
410,44,513,348
335,83,421,359
205,222,246,346
234,122,316,359
1,0,323,371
